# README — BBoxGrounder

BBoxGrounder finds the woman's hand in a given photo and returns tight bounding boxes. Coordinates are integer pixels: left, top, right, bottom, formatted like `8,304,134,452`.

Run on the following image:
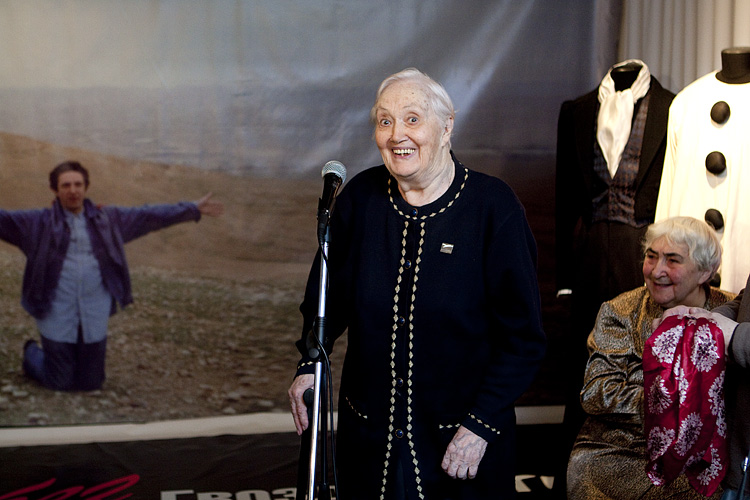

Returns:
654,306,738,355
288,374,315,435
652,305,698,331
441,426,488,480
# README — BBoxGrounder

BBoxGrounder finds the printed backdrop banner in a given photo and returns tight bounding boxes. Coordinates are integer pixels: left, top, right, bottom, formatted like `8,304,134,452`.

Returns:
0,434,300,500
0,425,560,499
0,0,618,178
0,0,615,429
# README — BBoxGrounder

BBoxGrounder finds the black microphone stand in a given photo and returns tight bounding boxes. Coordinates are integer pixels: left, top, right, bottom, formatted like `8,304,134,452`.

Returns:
298,162,345,500
301,224,334,500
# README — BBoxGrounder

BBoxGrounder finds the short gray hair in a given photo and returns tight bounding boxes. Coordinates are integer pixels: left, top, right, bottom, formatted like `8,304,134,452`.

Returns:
370,67,455,126
642,216,722,275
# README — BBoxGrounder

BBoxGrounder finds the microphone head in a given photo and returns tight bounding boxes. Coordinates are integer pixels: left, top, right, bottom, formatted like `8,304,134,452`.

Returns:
322,160,347,183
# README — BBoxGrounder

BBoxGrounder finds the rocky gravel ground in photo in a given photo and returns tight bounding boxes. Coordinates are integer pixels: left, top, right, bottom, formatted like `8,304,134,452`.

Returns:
0,257,346,426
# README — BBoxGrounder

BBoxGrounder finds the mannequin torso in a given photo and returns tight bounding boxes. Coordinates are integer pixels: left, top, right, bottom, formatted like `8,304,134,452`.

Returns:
611,62,642,91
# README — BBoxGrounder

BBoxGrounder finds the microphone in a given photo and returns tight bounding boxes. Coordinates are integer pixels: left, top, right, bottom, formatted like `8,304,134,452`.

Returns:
317,160,347,240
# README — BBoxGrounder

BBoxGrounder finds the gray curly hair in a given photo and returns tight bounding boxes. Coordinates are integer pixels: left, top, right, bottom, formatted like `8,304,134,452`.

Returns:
642,216,722,276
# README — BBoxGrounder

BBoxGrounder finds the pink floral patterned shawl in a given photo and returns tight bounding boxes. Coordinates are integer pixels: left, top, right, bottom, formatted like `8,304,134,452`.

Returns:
643,315,727,497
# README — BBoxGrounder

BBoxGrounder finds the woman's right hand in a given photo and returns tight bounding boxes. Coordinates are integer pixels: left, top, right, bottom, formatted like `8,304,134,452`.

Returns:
288,374,315,435
652,305,697,331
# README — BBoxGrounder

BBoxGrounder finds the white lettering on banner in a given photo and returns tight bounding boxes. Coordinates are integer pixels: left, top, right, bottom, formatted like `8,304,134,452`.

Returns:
160,476,554,499
236,492,272,500
191,492,274,500
515,475,555,492
515,475,535,493
161,491,196,500
270,489,297,499
5,474,553,499
161,490,291,500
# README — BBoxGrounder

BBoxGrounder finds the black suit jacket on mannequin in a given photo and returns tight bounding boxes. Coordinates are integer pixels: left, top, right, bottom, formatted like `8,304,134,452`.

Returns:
551,76,675,498
555,76,675,296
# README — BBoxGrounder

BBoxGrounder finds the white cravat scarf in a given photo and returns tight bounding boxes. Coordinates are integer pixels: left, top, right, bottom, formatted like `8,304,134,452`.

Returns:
597,60,651,178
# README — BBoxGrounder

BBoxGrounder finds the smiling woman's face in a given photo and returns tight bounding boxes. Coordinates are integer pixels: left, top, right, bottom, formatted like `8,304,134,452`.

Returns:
642,236,712,309
373,81,452,188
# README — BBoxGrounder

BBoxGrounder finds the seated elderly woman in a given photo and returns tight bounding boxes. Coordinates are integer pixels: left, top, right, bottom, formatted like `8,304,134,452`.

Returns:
567,216,735,499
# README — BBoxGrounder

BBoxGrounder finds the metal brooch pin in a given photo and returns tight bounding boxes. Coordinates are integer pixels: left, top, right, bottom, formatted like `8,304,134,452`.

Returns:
440,243,454,254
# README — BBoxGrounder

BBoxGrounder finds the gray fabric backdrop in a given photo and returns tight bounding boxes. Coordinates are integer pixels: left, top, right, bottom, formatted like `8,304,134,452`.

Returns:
0,0,620,178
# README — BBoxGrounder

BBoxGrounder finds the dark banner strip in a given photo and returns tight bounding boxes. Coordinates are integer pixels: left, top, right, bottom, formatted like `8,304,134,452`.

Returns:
0,425,560,498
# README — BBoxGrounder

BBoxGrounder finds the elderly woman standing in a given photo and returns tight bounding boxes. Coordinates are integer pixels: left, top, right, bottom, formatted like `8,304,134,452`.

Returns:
288,68,546,499
567,216,735,499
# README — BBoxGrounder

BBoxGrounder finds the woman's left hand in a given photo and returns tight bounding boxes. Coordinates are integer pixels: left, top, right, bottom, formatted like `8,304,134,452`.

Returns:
654,306,739,356
441,426,488,480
